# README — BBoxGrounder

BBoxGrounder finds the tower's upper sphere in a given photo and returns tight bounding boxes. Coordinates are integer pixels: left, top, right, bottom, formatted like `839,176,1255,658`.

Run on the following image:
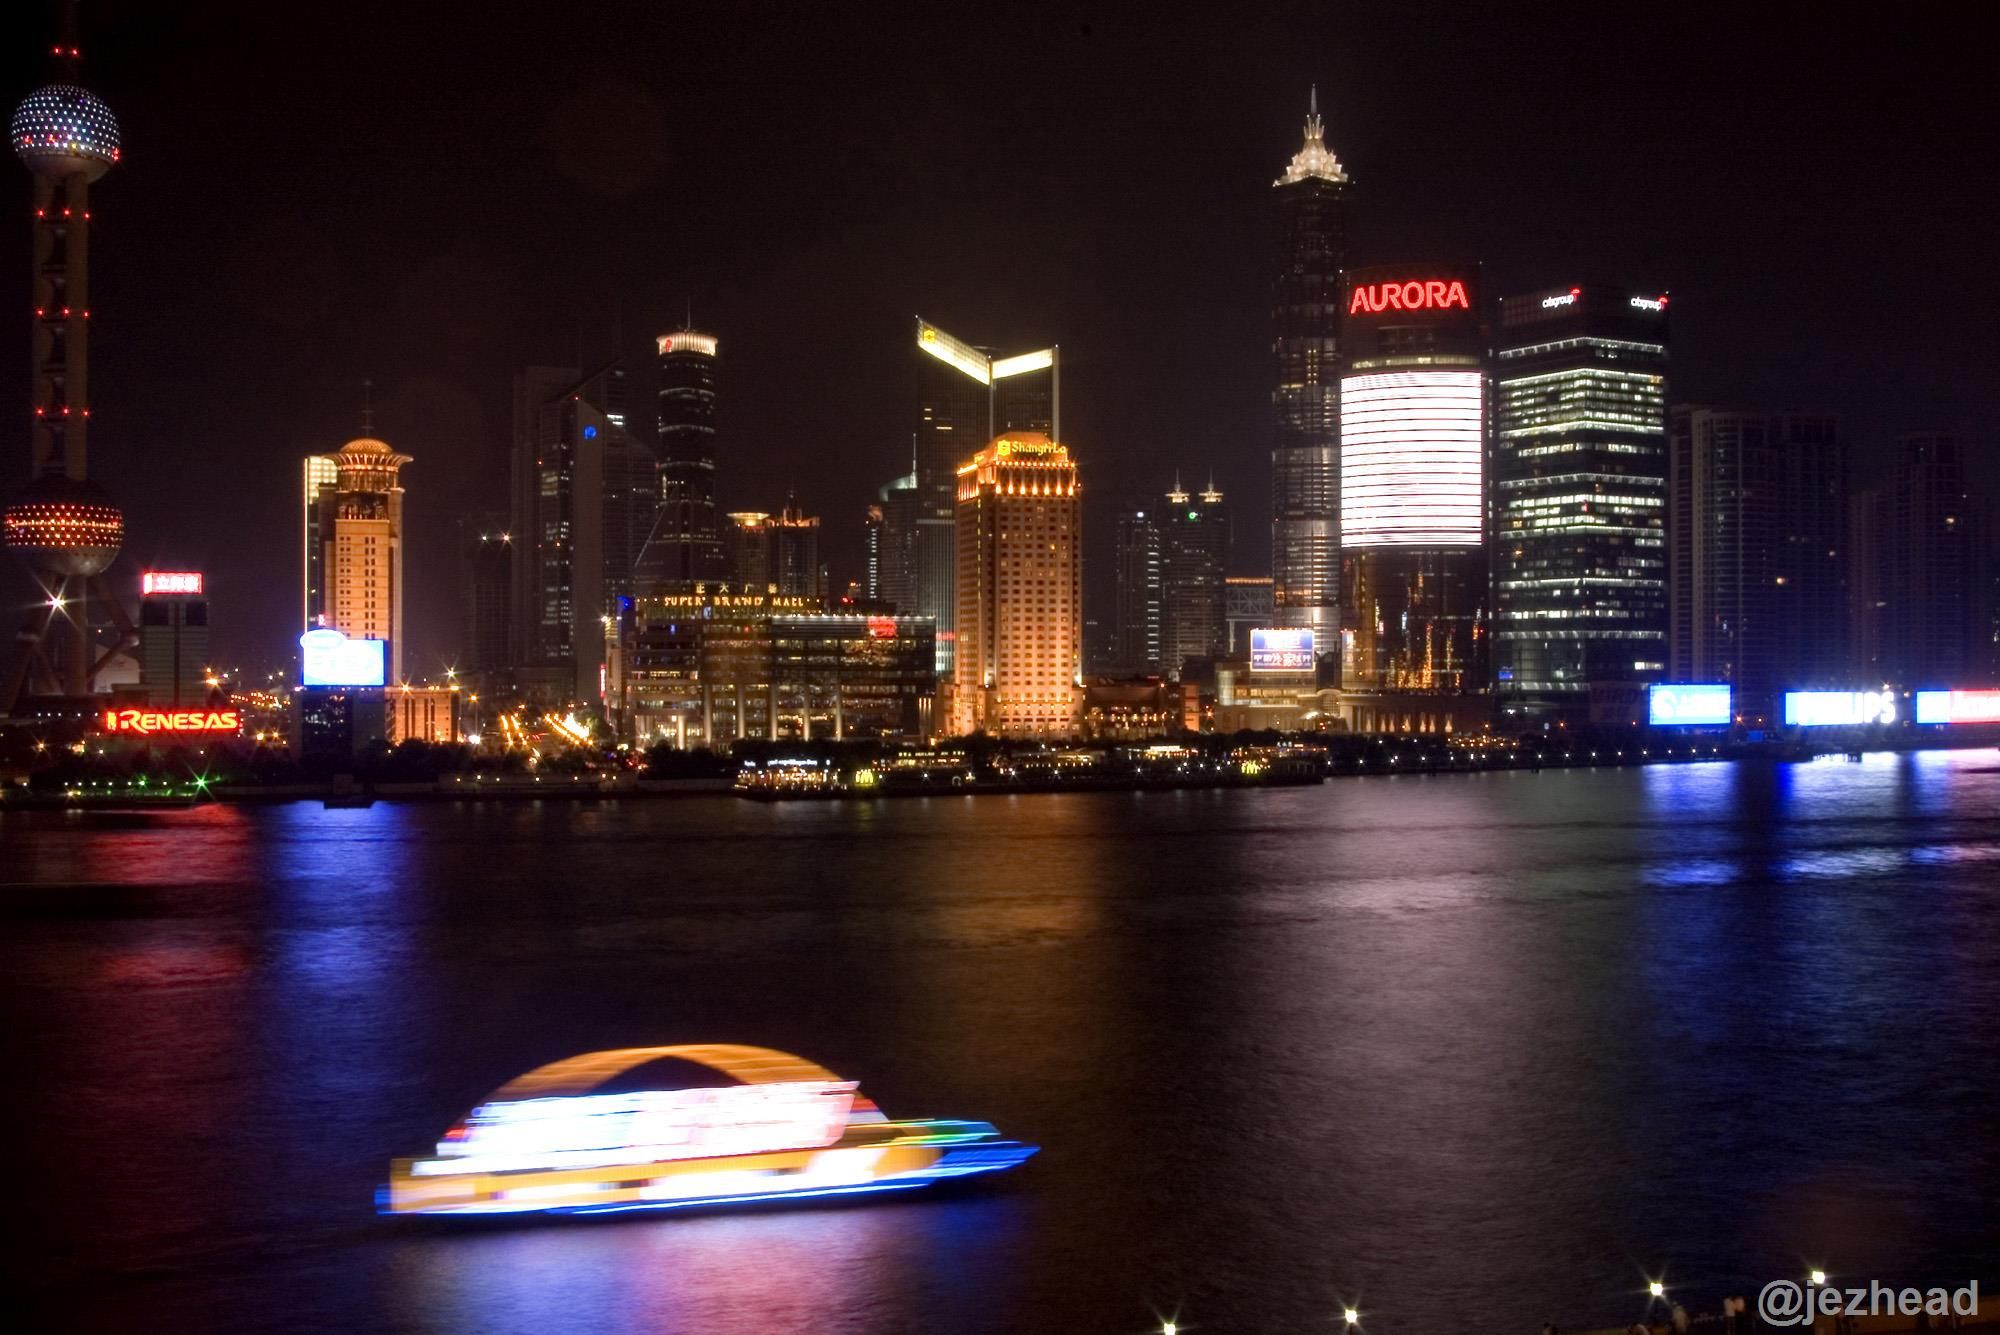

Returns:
12,84,120,180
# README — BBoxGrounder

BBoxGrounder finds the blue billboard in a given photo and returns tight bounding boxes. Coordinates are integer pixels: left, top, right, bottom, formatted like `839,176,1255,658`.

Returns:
1783,690,1896,727
1249,627,1315,673
300,629,387,687
1648,683,1732,726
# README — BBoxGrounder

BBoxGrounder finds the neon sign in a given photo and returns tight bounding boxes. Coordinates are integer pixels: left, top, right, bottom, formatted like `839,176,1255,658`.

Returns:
1541,288,1581,309
1629,295,1669,312
141,570,203,596
1349,279,1470,316
102,708,240,735
866,616,898,639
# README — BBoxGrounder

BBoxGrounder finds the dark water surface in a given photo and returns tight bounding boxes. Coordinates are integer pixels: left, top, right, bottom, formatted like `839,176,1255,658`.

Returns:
4,755,1998,1333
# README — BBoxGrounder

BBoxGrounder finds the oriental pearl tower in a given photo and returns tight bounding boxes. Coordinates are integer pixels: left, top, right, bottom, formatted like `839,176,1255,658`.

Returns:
0,1,136,714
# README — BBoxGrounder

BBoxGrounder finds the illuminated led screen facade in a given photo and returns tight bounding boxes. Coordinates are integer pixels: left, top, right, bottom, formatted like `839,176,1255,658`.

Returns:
1339,370,1484,548
1648,683,1731,726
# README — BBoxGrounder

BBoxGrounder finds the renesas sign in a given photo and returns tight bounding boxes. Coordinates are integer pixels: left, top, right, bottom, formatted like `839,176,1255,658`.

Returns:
102,708,241,735
1348,277,1471,316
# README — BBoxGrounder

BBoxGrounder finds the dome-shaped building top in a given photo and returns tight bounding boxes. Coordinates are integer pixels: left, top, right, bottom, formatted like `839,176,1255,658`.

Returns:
12,83,119,180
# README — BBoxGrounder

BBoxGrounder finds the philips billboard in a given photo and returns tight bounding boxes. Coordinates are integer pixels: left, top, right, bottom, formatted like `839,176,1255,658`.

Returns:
300,628,388,688
1250,627,1315,672
1914,689,2000,725
1648,683,1732,726
1783,690,1897,727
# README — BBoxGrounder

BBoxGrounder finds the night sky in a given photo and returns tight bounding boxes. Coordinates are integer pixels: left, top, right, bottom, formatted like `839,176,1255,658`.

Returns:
4,2,1995,678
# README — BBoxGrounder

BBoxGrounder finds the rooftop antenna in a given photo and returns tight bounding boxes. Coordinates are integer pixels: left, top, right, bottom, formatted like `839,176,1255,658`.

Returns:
361,378,375,434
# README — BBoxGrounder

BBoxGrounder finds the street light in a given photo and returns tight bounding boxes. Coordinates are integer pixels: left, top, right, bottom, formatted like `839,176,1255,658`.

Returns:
1343,1307,1362,1325
1809,1270,1827,1287
1649,1281,1666,1299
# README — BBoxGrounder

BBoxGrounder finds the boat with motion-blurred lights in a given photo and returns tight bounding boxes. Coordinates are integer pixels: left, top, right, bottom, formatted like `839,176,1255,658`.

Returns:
380,1044,1037,1217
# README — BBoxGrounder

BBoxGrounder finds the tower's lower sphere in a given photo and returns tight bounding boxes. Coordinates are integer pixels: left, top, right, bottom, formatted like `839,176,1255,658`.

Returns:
4,475,123,576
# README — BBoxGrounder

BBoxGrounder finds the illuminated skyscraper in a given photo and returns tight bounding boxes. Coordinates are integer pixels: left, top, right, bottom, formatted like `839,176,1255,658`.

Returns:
1270,88,1349,662
317,435,411,682
1112,498,1162,674
1161,479,1230,676
301,453,339,630
654,330,728,583
1339,264,1488,693
1492,285,1670,719
2,22,135,714
914,318,1058,672
952,432,1081,738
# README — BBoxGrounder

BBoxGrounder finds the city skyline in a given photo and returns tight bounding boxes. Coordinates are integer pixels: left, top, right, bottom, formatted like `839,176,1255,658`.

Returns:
2,6,1995,682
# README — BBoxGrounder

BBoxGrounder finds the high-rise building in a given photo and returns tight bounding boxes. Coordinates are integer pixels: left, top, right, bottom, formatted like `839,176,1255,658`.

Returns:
874,466,921,613
1339,264,1488,693
1161,479,1230,676
1111,498,1163,674
863,502,884,600
512,362,655,703
2,33,135,714
951,432,1082,737
315,435,412,682
137,571,210,706
301,455,340,631
1667,407,1844,716
653,330,727,584
914,319,1058,673
725,501,826,602
1270,89,1350,662
1492,285,1671,719
458,512,512,676
1851,433,1993,686
507,364,578,671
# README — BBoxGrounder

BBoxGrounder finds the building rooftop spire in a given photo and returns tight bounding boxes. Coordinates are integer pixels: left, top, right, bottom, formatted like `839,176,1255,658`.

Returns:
1275,87,1348,187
